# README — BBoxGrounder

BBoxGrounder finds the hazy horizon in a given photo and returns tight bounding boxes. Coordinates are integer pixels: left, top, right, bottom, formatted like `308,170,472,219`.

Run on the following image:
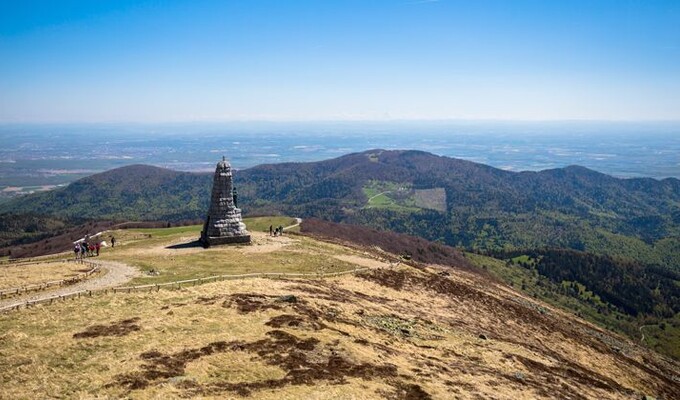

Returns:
2,118,680,126
1,121,678,199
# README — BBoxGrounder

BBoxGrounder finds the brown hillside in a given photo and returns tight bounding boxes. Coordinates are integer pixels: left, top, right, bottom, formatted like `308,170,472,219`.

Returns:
5,220,199,259
300,218,476,273
0,228,678,398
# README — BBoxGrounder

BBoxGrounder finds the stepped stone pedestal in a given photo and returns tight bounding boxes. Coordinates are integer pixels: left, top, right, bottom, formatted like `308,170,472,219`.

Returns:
200,157,250,247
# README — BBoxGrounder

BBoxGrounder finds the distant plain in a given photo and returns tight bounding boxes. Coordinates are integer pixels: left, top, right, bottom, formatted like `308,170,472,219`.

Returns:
1,122,678,201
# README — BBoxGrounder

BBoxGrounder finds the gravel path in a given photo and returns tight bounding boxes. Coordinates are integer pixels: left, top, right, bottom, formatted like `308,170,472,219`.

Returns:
0,260,140,309
283,217,302,231
2,220,302,311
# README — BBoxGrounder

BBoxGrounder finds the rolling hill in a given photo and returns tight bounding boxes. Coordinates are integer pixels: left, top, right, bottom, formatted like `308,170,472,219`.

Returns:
0,164,212,222
2,150,679,268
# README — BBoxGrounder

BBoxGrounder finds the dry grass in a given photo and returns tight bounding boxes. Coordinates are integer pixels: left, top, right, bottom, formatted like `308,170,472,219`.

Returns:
0,261,89,290
0,223,677,399
99,228,372,285
1,258,677,399
414,188,447,212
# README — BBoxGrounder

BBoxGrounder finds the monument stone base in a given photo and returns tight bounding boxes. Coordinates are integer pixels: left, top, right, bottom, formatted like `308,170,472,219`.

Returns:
201,234,251,247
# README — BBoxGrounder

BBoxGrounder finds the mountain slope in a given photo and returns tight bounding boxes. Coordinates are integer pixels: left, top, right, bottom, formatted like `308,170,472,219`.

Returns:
2,150,679,267
0,226,677,399
235,150,680,266
302,219,680,361
0,165,212,222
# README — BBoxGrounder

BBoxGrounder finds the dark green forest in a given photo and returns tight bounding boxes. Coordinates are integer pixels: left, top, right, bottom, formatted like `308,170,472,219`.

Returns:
489,248,679,318
0,213,72,249
3,150,679,269
477,248,680,359
0,165,212,222
235,150,680,269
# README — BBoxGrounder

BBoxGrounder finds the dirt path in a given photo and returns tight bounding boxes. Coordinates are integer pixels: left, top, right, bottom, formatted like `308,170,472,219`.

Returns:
639,324,655,343
283,217,302,231
0,260,140,309
367,191,390,202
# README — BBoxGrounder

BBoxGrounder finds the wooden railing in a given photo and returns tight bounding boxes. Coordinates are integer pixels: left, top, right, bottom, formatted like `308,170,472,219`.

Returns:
0,257,69,266
0,259,99,299
0,265,369,313
111,267,369,293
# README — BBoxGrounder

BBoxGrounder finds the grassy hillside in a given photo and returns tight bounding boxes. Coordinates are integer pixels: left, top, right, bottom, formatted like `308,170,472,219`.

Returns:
0,261,88,290
300,219,680,361
466,252,680,360
98,218,354,285
1,225,677,399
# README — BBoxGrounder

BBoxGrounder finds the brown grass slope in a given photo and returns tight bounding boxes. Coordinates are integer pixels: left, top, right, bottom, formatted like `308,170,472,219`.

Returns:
3,220,201,259
0,228,677,399
300,218,476,274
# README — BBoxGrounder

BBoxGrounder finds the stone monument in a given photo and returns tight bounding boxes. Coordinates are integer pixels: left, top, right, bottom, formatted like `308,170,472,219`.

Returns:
200,157,251,247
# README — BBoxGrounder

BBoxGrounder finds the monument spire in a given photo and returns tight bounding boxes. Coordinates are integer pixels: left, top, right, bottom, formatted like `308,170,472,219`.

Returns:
200,158,250,246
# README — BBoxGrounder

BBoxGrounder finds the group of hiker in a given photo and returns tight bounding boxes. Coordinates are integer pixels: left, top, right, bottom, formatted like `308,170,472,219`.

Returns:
269,225,285,236
73,235,116,259
74,241,100,259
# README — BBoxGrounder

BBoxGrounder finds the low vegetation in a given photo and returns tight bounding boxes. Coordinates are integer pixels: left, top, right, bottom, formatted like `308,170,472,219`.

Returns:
468,250,680,360
98,217,355,285
1,235,677,399
0,261,89,290
300,218,473,273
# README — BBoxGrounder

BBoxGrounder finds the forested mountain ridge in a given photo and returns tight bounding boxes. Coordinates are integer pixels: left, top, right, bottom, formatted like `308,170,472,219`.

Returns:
0,165,212,222
2,150,679,267
238,149,680,222
235,150,680,267
240,150,679,209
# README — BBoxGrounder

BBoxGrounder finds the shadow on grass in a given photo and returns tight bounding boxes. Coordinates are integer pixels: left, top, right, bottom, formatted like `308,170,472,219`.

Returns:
166,240,204,250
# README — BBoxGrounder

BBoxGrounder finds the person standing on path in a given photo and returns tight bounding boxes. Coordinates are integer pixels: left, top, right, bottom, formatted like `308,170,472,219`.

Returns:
269,225,273,236
111,236,116,247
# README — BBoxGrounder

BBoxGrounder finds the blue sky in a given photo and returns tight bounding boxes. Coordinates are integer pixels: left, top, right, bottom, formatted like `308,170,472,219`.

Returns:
1,0,678,122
